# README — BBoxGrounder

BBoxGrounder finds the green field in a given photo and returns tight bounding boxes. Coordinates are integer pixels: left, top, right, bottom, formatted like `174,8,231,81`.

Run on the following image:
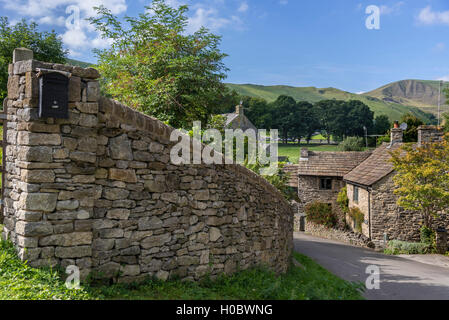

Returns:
278,144,340,164
226,83,436,124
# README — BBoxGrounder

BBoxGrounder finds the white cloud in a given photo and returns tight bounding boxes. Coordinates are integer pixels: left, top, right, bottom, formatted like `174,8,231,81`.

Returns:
437,75,449,82
380,2,404,15
238,2,248,13
0,0,127,57
187,6,242,33
417,6,449,26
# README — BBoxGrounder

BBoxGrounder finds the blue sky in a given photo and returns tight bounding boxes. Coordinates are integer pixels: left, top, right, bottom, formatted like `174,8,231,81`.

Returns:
1,0,449,93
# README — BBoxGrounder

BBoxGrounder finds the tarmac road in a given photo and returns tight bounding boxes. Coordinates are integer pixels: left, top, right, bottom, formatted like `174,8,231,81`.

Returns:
294,232,449,300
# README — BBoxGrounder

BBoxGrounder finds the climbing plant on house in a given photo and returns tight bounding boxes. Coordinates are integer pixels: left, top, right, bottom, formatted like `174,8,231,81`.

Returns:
390,134,449,230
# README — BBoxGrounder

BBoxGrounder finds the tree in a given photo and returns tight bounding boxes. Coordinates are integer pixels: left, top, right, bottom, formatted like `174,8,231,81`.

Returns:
243,96,272,129
345,100,374,137
0,17,67,101
374,115,391,135
400,113,424,143
270,95,297,143
390,134,449,230
89,0,229,129
443,112,449,133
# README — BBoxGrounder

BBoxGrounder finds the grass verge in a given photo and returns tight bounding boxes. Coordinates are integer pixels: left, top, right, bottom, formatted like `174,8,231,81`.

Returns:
0,236,364,300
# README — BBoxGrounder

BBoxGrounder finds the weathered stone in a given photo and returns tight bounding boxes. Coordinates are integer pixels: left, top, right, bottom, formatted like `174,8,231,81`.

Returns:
39,232,92,246
18,132,61,146
68,76,81,102
75,102,99,114
110,134,133,160
109,168,137,183
19,193,57,212
87,81,100,102
92,238,115,251
21,169,55,183
106,208,130,220
13,48,33,63
16,221,53,237
209,227,222,242
144,180,166,193
56,200,79,210
138,216,163,230
155,270,169,281
141,233,171,249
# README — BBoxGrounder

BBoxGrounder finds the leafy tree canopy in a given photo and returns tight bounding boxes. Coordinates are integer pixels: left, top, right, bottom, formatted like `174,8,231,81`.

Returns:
390,134,449,229
400,113,424,143
89,0,229,129
0,17,67,101
374,115,391,135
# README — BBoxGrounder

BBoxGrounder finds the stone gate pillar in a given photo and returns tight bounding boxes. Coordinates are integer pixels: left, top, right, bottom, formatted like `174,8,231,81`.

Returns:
2,48,101,278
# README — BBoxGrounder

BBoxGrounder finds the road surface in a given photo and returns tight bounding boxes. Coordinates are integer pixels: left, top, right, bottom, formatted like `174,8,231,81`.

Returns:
294,232,449,300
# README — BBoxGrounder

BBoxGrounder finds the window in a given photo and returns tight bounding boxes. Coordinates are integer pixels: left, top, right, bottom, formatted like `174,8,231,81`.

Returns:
353,186,359,203
320,178,332,190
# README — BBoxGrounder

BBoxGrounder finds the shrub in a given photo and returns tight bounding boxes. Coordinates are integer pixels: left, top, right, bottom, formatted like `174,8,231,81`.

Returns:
337,186,349,214
377,134,390,145
348,207,364,233
420,225,435,246
384,240,431,255
305,201,337,228
338,137,365,151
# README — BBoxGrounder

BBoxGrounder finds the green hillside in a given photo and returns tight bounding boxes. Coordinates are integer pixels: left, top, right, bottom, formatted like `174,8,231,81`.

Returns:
66,58,93,68
364,79,449,116
226,83,436,124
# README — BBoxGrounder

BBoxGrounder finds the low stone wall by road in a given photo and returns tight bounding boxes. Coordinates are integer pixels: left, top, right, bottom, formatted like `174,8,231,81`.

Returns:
305,221,375,249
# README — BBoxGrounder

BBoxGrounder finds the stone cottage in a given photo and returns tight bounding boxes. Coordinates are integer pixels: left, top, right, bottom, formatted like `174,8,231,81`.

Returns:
297,148,372,225
220,102,257,132
343,125,447,247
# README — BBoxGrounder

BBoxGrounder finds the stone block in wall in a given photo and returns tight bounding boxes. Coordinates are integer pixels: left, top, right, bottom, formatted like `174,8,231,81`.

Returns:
18,193,57,212
68,76,81,102
17,132,61,146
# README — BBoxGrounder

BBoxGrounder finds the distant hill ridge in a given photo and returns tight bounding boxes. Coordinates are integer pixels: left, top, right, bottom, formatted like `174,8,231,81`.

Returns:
64,57,440,123
226,81,442,123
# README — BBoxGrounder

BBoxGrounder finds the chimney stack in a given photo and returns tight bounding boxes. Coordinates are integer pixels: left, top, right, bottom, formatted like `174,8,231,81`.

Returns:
300,148,309,161
390,121,403,144
418,125,444,147
236,101,244,115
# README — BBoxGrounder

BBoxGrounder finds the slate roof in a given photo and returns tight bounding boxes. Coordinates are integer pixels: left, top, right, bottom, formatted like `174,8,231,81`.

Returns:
221,113,239,126
343,143,403,187
298,150,372,178
283,165,299,187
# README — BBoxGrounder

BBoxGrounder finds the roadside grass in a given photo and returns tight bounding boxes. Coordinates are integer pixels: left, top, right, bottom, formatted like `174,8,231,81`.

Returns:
0,240,93,300
0,235,364,300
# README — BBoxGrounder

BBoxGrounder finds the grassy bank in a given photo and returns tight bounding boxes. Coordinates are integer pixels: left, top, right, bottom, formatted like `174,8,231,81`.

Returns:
0,236,364,300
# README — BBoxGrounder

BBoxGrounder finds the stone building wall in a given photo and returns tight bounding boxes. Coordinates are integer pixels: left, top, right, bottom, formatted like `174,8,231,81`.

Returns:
346,184,370,237
348,174,449,248
1,51,293,282
298,175,346,229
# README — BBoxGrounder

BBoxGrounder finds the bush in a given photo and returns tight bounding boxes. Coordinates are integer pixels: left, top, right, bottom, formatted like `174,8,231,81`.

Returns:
337,186,349,214
348,207,364,233
420,225,435,246
338,137,365,151
384,240,431,255
305,201,337,228
377,134,390,145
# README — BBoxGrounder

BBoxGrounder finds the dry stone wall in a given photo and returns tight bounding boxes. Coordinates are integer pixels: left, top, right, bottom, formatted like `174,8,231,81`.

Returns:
2,52,293,283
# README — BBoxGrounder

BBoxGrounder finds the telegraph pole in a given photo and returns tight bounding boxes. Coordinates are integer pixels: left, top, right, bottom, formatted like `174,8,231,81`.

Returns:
438,80,442,127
